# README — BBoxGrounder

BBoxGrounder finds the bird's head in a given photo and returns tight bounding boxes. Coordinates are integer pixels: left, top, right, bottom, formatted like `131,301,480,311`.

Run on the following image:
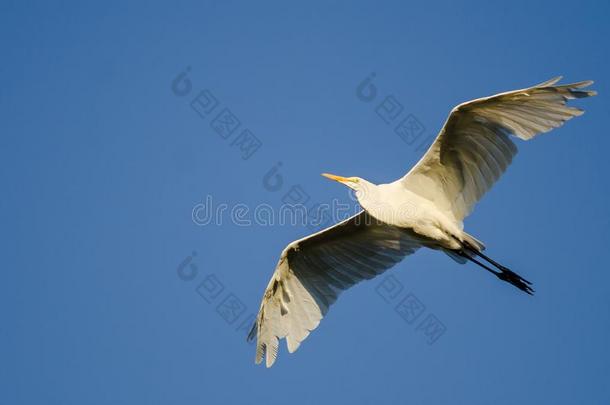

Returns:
321,173,372,193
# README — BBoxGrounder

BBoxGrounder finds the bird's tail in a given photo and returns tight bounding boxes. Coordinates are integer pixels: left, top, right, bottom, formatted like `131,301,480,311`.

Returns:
462,232,485,252
443,232,485,263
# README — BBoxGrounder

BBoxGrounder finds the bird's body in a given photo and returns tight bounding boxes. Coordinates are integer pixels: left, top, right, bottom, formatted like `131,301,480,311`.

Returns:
355,180,465,250
249,77,596,367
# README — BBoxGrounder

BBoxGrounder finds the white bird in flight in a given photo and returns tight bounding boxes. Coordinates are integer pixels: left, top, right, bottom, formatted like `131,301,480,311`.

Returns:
248,77,596,367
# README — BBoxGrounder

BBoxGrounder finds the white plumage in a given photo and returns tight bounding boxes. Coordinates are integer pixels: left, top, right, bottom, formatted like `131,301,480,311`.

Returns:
249,77,596,367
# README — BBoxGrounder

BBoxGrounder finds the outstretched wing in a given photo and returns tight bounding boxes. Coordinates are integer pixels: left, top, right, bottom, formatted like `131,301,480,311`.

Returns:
401,77,596,222
248,211,422,367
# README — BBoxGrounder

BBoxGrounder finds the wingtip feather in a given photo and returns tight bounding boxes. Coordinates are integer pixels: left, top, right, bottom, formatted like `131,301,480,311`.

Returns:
536,76,563,87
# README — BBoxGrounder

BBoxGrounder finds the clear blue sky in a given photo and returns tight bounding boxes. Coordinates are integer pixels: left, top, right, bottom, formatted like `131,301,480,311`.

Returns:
2,1,609,404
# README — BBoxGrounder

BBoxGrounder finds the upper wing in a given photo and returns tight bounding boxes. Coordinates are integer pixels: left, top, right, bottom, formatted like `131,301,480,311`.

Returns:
401,77,596,222
248,211,422,367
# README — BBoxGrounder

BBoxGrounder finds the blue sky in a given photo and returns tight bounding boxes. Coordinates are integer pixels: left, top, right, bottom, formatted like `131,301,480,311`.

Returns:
2,1,609,404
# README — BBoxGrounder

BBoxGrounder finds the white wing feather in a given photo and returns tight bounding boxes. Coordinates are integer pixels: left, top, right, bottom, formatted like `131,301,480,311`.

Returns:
401,77,596,221
248,211,423,367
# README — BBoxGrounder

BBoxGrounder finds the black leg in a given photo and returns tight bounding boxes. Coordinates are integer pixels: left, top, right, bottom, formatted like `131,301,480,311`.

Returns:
457,250,500,276
471,249,532,285
456,249,534,295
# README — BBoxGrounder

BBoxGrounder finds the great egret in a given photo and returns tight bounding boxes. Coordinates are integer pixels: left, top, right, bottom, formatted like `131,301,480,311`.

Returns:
248,77,596,367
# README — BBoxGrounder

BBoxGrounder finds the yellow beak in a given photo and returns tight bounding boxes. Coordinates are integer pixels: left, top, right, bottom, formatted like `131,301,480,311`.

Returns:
321,173,349,183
